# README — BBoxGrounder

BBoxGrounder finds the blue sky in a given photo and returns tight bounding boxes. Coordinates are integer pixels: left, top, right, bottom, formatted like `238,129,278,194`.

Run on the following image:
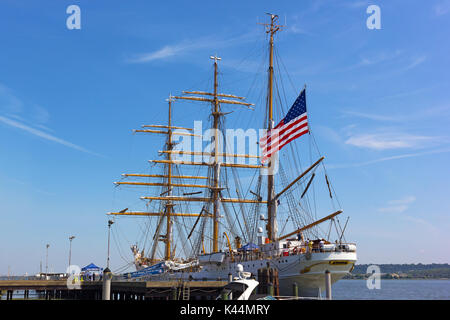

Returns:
1,0,449,275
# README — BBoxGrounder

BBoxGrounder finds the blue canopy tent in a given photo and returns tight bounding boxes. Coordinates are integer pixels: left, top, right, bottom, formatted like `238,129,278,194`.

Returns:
238,243,259,251
81,263,103,273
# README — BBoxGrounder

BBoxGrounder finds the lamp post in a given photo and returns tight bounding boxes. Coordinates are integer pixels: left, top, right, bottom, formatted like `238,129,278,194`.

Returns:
45,244,50,275
107,220,114,269
68,236,75,268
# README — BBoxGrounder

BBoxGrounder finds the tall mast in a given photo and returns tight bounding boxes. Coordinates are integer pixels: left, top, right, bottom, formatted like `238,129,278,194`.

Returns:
264,14,282,242
165,94,175,260
211,54,221,253
110,57,260,259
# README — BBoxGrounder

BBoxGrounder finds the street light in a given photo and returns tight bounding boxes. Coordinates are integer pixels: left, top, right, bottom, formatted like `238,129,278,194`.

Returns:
45,244,50,275
68,236,75,268
107,220,114,269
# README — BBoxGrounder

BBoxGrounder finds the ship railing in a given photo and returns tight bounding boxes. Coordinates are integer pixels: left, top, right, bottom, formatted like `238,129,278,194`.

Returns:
284,242,357,255
224,242,356,262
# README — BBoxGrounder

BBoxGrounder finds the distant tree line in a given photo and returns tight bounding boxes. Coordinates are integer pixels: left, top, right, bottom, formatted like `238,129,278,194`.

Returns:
344,263,450,279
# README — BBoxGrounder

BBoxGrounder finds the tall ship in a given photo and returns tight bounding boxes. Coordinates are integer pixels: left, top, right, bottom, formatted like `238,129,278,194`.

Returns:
108,14,357,298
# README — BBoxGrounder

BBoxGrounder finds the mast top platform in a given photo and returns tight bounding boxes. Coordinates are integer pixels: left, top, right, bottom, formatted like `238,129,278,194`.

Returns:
258,13,285,36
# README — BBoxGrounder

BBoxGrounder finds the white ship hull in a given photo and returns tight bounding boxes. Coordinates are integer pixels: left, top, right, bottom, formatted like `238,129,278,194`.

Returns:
132,247,356,298
187,251,356,297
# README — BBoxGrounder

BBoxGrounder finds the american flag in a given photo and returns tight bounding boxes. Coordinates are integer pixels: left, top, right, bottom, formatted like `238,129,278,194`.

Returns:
260,89,309,163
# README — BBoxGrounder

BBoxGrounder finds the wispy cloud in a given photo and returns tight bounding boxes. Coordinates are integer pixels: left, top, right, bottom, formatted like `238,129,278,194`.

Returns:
288,25,313,35
127,42,195,63
336,1,369,9
327,146,450,169
378,196,416,214
126,32,257,63
0,83,23,114
404,56,427,71
433,0,450,16
4,176,56,196
356,50,403,68
341,111,398,122
332,50,426,76
345,132,439,150
0,115,101,157
342,104,450,124
0,84,101,157
402,215,439,234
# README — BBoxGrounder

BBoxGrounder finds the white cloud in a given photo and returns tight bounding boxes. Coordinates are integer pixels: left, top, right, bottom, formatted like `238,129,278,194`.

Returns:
127,43,192,63
378,205,409,213
0,115,101,157
288,25,313,36
389,196,416,205
0,84,101,156
358,50,403,67
345,132,437,150
0,83,24,114
341,1,369,9
126,32,256,64
404,56,427,71
378,196,416,213
327,147,450,169
401,215,440,236
342,111,398,122
434,0,450,16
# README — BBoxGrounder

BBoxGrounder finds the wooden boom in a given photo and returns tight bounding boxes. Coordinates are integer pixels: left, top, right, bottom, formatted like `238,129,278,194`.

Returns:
134,129,200,137
173,95,254,108
121,174,208,179
142,124,194,131
275,156,324,200
107,211,213,218
182,91,246,100
159,150,260,159
149,159,263,169
140,196,267,204
114,181,210,188
277,210,343,241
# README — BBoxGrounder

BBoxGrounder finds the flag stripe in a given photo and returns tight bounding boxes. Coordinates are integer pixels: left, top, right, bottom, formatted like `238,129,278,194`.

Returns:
260,114,308,149
262,126,309,160
261,119,308,151
260,113,307,146
260,89,308,163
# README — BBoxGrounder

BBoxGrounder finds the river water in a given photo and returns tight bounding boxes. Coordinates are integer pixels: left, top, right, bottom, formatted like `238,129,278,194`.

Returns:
332,279,450,300
2,279,449,300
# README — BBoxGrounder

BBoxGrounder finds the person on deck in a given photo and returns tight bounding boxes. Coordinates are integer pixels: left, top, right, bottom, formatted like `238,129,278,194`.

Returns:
319,240,325,252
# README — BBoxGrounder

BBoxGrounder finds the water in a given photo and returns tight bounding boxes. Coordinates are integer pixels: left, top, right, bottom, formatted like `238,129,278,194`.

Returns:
332,279,450,300
2,280,449,300
1,290,45,300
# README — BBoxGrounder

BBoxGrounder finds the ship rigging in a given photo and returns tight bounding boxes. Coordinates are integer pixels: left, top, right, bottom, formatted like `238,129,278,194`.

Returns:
106,14,357,297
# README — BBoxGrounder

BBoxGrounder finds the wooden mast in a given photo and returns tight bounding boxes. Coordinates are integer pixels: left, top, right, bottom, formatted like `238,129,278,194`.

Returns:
264,14,283,242
173,55,255,254
112,57,256,259
211,54,221,253
165,94,174,260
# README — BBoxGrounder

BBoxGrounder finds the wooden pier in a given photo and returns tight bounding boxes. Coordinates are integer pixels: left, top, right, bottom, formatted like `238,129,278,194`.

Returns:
0,279,228,300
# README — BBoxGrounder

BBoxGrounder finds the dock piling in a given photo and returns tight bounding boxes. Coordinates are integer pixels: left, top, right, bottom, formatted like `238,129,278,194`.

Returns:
325,270,332,300
292,282,298,297
102,268,112,300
